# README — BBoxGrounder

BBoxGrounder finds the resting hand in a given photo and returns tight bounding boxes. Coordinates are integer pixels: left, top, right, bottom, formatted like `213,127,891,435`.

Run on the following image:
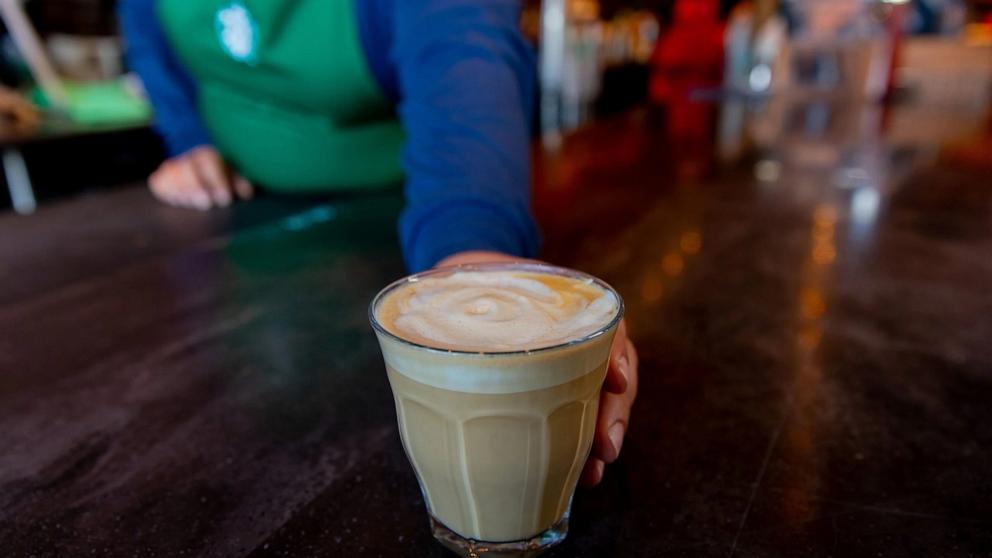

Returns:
148,146,253,210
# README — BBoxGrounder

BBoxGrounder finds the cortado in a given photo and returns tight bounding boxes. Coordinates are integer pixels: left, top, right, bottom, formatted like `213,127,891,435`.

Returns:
370,263,622,557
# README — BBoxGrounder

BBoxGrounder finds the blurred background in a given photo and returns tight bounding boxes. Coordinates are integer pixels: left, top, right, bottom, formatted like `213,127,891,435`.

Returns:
0,0,989,214
1,6,991,554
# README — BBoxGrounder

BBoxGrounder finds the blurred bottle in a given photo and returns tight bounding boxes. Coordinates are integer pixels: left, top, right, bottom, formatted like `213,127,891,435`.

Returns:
719,1,784,161
561,0,602,129
601,10,660,67
539,0,603,136
724,0,787,96
774,0,901,101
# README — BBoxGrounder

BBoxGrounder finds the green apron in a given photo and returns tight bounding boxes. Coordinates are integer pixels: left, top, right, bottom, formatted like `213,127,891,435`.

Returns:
157,0,404,192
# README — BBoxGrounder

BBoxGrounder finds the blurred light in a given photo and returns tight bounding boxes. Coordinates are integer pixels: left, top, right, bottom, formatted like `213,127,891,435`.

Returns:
835,167,872,190
811,226,833,243
662,253,684,276
680,232,703,255
811,203,838,265
749,63,772,92
812,244,836,265
641,276,663,303
813,205,838,228
798,323,822,349
544,4,564,31
800,288,826,319
880,0,909,4
850,186,880,226
281,205,337,231
755,159,781,182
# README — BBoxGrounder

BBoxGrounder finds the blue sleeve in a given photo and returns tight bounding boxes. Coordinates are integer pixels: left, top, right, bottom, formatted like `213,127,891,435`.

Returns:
118,0,211,156
391,0,541,272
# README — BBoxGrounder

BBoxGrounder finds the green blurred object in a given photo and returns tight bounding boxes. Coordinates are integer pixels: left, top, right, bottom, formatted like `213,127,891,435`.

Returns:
30,79,152,126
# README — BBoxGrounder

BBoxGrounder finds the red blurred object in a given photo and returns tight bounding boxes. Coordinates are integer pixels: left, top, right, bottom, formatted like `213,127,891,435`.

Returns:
649,0,725,179
649,0,725,104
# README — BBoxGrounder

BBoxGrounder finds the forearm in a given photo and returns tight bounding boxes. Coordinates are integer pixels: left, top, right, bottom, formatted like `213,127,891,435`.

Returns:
118,0,211,155
393,0,540,271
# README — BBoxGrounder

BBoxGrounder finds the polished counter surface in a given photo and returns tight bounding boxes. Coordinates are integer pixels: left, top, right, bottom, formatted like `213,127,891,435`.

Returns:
1,103,990,556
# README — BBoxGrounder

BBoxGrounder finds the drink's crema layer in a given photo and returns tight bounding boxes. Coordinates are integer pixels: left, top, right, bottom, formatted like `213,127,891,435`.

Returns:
373,267,621,543
377,270,618,353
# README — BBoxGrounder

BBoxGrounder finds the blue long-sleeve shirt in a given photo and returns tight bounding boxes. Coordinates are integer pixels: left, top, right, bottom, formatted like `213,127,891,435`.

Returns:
119,0,540,271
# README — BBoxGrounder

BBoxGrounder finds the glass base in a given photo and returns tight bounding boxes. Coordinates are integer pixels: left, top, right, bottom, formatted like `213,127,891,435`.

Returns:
429,514,569,558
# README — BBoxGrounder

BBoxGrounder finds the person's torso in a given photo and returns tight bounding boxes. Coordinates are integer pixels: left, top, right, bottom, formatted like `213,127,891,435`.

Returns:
157,0,404,191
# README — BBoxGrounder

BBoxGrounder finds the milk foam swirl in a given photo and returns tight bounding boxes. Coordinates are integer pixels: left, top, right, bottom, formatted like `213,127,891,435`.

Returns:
378,270,619,352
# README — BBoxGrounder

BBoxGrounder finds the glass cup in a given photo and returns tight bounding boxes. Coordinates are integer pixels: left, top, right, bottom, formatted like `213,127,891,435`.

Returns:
369,263,623,557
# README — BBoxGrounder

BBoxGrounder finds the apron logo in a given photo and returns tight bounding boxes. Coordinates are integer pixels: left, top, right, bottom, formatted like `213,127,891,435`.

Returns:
216,2,258,64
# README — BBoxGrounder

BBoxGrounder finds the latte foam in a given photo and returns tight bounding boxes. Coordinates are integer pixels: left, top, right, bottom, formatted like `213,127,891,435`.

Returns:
376,269,618,352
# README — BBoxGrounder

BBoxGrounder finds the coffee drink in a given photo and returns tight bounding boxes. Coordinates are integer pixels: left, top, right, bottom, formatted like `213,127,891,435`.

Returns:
370,264,622,555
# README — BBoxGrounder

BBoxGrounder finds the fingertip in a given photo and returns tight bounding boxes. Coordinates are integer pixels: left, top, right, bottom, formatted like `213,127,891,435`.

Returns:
606,422,625,463
191,190,211,210
170,194,189,209
234,177,254,200
580,459,605,487
606,353,629,394
593,428,618,464
214,188,232,207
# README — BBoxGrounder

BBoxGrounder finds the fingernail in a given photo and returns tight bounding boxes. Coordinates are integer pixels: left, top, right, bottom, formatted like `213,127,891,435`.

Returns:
608,422,625,461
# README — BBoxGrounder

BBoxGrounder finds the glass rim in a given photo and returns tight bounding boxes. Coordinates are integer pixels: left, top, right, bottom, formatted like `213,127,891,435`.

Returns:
368,262,625,357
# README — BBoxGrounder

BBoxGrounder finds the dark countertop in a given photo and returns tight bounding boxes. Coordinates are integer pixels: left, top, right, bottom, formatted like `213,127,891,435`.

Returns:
1,101,991,557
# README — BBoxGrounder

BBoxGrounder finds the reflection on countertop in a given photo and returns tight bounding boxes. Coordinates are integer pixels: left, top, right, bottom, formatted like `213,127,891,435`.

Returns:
1,93,991,556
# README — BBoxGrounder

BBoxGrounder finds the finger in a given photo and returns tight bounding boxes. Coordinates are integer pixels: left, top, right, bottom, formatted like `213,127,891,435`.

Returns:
592,341,638,464
579,458,605,487
591,390,632,464
175,157,212,210
625,338,639,401
191,149,232,207
604,320,630,394
148,167,170,203
233,174,254,200
150,163,191,208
